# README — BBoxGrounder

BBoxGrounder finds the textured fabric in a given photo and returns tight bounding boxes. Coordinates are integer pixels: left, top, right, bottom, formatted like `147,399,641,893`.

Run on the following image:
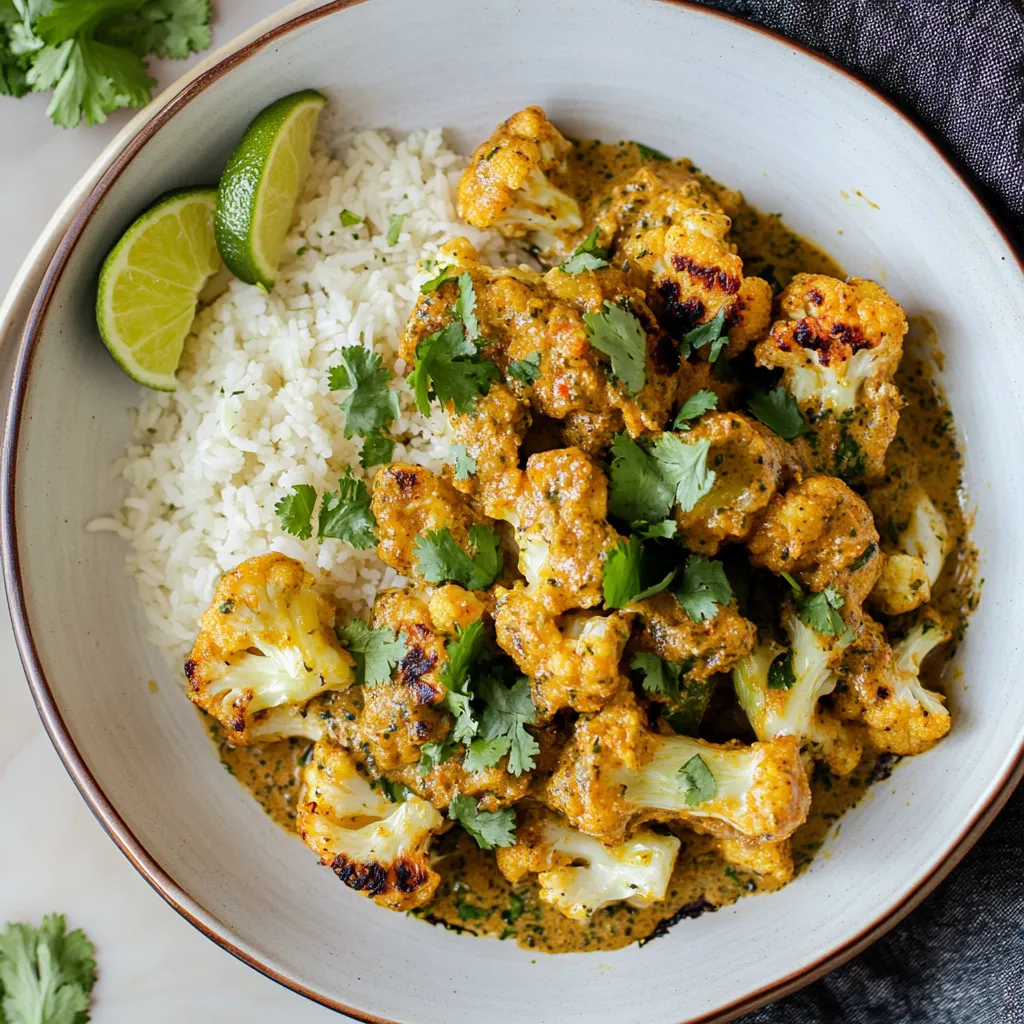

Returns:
686,2,1024,1021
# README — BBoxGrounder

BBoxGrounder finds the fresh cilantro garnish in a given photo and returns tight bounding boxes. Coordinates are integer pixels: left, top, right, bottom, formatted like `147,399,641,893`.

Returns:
359,430,394,468
583,301,648,395
674,555,733,622
673,389,718,430
385,213,406,245
469,675,539,776
677,754,716,806
317,471,377,549
448,793,516,850
464,736,512,774
408,321,500,415
339,208,362,227
602,537,676,609
337,618,406,687
559,228,610,274
634,519,677,540
0,913,97,1024
748,385,808,439
379,778,412,803
630,651,682,700
850,542,878,572
454,272,480,339
274,484,316,540
507,351,542,386
10,0,212,128
798,586,849,638
439,620,487,742
418,738,457,776
451,442,477,480
327,347,399,439
414,524,503,590
634,141,670,161
682,308,727,361
607,432,715,527
767,649,795,690
502,892,525,925
419,265,452,293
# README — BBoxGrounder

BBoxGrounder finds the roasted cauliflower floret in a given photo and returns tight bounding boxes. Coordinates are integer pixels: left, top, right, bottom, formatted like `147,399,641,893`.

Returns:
630,591,757,684
869,553,931,616
673,412,801,554
544,690,810,845
717,836,795,886
332,589,451,772
447,383,531,519
834,610,951,755
494,584,632,718
755,274,908,481
185,553,354,744
427,584,490,636
371,462,494,579
503,447,623,614
387,755,530,814
495,805,680,920
296,738,444,911
748,475,883,618
732,603,862,776
457,105,582,256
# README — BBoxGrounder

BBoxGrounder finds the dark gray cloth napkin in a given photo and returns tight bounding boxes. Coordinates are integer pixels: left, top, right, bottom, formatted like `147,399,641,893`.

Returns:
688,2,1024,1021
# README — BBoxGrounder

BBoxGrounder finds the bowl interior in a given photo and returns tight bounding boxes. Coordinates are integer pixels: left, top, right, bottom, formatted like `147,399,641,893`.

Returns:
7,1,1024,1022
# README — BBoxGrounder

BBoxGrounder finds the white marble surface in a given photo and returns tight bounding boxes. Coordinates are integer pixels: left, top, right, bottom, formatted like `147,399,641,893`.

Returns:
0,3,343,1019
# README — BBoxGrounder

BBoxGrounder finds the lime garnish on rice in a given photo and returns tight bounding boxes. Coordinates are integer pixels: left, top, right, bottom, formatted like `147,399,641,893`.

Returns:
214,89,327,291
95,188,221,392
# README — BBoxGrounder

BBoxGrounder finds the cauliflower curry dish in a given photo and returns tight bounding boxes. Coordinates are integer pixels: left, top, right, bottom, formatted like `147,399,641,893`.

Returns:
186,107,976,953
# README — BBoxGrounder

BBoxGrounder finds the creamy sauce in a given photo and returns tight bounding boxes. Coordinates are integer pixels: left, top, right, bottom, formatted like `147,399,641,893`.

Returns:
212,142,976,954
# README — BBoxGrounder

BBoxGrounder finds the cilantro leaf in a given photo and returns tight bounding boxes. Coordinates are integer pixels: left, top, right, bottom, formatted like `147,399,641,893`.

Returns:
767,649,795,690
673,389,718,430
682,308,727,360
583,301,648,396
414,524,503,590
379,778,412,803
630,651,682,700
454,272,480,339
559,228,609,274
100,0,212,59
651,432,716,513
748,385,808,439
464,735,510,773
448,793,516,850
677,754,716,806
507,351,542,386
419,265,452,293
274,484,316,540
476,675,539,776
439,621,487,743
408,321,500,415
339,209,362,226
634,519,677,540
418,738,457,776
635,141,671,161
337,618,406,687
608,433,674,524
796,586,849,638
451,442,477,480
385,212,405,245
0,913,97,1024
602,537,676,609
327,347,399,439
359,430,394,468
674,555,732,622
317,471,377,549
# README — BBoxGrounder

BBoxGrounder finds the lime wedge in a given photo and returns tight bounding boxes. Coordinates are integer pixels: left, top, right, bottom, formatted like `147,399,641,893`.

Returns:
214,89,327,290
96,188,220,392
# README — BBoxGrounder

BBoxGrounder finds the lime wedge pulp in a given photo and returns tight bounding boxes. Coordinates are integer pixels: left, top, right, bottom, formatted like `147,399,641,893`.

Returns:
214,89,327,290
96,188,221,392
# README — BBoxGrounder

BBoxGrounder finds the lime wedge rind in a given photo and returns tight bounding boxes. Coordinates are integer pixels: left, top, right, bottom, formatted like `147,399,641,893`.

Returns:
96,187,220,392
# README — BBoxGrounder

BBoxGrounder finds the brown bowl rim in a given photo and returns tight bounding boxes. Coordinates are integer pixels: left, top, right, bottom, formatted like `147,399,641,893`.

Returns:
3,1,1022,1021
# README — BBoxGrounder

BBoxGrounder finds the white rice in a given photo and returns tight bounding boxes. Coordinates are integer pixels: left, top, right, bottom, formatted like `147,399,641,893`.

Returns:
88,128,518,662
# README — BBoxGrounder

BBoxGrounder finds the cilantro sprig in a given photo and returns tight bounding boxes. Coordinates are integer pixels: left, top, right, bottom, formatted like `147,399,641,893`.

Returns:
583,301,648,395
677,755,716,806
327,347,399,440
451,443,477,480
274,484,317,541
782,573,853,640
0,913,97,1024
673,389,718,430
465,675,539,776
414,525,503,590
748,385,808,440
673,555,733,623
337,618,407,687
507,351,542,386
630,651,683,700
682,308,728,362
602,536,676,609
439,620,487,743
274,473,377,549
559,228,610,275
448,793,516,849
408,322,500,415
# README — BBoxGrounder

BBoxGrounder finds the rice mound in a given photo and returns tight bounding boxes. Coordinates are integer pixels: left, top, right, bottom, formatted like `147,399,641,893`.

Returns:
87,128,518,662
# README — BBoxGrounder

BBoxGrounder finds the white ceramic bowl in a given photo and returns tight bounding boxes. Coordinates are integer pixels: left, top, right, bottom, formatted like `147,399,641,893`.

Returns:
4,2,1024,1021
